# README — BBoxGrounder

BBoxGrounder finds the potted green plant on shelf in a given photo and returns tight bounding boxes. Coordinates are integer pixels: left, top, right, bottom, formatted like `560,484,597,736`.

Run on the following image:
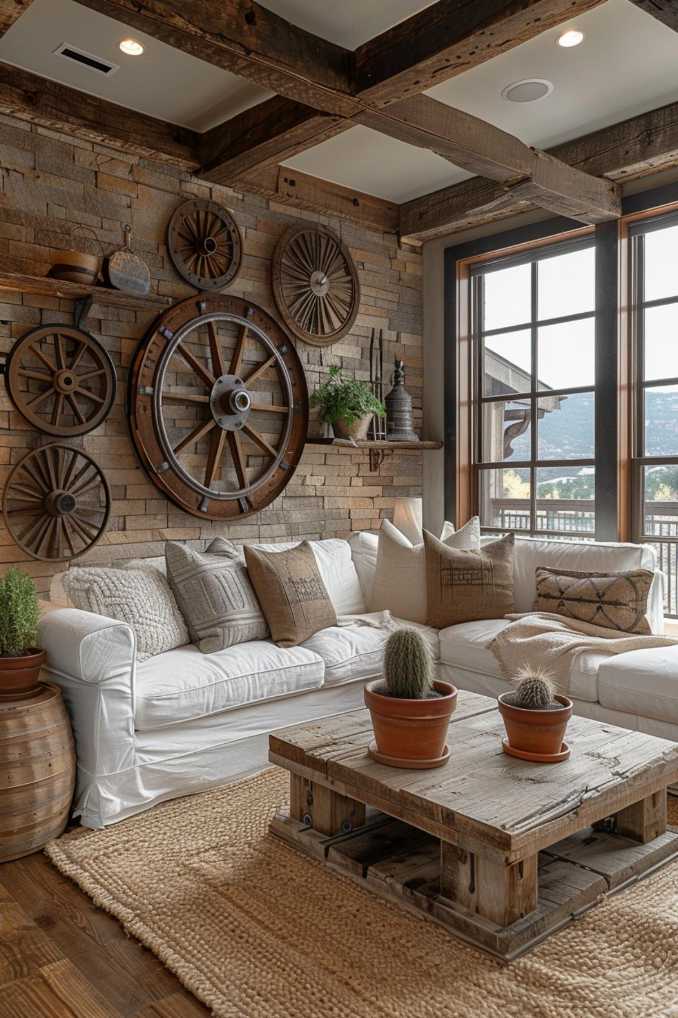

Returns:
498,668,573,763
0,568,44,700
310,365,385,441
365,628,457,768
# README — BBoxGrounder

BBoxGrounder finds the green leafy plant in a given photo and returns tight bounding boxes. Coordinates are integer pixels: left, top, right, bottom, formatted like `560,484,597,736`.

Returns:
383,628,433,699
511,667,556,709
310,366,385,426
0,568,39,657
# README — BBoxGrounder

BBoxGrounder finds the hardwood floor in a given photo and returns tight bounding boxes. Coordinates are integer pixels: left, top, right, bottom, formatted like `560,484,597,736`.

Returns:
0,850,209,1017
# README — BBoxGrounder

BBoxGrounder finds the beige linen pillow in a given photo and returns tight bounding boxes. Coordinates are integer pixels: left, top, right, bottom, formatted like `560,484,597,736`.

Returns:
63,567,189,660
369,517,480,624
165,539,269,653
424,530,514,629
534,567,654,634
244,541,337,647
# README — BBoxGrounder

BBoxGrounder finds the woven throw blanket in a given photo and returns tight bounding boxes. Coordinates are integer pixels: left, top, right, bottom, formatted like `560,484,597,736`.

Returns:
489,611,678,693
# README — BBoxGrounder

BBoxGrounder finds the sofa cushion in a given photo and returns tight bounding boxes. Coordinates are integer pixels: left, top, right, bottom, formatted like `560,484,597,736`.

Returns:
597,647,678,725
534,567,654,634
134,640,325,730
247,537,365,616
425,531,514,628
303,618,440,688
349,531,379,603
439,618,604,703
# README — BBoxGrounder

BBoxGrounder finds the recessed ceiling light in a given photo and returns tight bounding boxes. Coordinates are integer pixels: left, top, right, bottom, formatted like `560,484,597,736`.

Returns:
558,29,584,48
501,79,554,103
119,38,144,56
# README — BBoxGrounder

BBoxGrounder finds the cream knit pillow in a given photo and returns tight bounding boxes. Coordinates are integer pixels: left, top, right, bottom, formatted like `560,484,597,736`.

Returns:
368,517,480,624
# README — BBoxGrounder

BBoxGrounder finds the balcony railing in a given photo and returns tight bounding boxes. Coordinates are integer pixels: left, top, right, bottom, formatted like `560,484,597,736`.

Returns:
489,498,678,618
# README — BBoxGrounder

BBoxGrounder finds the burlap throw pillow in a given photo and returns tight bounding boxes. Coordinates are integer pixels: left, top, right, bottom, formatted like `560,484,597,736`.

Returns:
534,567,654,634
165,540,269,654
244,541,337,646
424,530,515,628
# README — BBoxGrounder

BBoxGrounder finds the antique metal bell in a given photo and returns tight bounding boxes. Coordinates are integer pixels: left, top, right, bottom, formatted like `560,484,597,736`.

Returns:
385,358,418,442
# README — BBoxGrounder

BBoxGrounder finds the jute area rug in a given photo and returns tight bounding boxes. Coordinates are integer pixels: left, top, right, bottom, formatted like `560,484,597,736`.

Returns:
46,769,678,1018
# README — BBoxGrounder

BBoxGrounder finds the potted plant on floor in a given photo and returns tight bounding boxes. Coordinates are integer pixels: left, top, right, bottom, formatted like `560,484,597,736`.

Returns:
365,628,457,768
311,365,385,441
498,668,573,763
0,567,44,700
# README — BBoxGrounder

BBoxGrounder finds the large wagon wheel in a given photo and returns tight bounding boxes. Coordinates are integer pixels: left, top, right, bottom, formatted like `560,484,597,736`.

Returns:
3,445,111,561
167,199,242,291
129,294,308,520
4,325,116,437
272,223,360,347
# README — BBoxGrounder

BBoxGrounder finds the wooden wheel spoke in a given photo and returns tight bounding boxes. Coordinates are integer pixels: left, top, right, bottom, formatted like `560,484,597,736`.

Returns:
30,344,56,372
227,430,247,488
66,393,86,424
243,355,277,389
67,460,96,495
208,321,226,378
176,343,216,388
54,334,66,370
163,391,210,404
204,428,227,488
173,418,216,456
43,447,58,491
61,515,76,556
26,386,55,411
229,325,248,376
250,402,289,414
51,392,64,427
70,340,88,372
19,367,53,383
7,482,43,503
243,423,278,459
76,387,105,404
77,367,106,383
68,513,97,544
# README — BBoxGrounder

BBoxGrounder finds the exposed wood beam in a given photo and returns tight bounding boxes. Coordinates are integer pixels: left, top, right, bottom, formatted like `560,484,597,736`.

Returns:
72,0,357,117
0,0,32,34
199,97,349,184
629,1,678,30
400,98,678,241
353,0,606,107
0,61,198,166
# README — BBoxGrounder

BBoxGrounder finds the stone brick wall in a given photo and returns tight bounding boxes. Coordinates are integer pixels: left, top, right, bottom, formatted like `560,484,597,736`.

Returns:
0,113,424,596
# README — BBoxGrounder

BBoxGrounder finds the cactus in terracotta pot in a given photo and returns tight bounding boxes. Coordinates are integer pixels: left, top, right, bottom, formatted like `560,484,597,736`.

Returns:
498,666,572,762
512,668,555,710
383,628,433,699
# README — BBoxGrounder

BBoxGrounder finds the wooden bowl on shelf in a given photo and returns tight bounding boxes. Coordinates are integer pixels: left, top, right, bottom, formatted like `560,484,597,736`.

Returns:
48,251,101,286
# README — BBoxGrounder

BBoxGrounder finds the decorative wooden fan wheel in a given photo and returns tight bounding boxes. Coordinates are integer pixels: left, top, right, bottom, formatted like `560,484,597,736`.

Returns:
129,294,308,520
4,325,116,437
3,445,111,561
272,223,360,346
167,199,242,291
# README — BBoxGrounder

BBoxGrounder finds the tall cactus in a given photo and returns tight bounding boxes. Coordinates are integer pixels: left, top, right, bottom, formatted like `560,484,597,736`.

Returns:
512,667,555,709
0,568,39,657
384,628,433,699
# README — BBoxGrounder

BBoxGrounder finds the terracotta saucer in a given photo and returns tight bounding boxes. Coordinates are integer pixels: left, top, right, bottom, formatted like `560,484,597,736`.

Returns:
502,738,571,763
368,740,450,769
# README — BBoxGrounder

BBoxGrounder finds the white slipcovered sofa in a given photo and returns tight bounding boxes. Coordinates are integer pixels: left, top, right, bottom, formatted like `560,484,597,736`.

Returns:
39,532,675,828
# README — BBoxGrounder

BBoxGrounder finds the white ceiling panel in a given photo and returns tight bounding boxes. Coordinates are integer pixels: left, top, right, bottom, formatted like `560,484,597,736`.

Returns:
0,0,271,130
258,0,438,49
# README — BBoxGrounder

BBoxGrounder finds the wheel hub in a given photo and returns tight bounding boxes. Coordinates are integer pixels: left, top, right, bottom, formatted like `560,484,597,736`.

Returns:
202,236,218,256
210,373,251,431
54,369,78,393
45,490,77,516
310,269,330,297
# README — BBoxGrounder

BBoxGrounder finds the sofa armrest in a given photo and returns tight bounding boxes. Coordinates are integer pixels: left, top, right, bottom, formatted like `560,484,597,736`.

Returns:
38,608,136,827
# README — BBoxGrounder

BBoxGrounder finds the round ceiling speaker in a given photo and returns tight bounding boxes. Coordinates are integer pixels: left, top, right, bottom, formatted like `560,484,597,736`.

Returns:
501,79,554,103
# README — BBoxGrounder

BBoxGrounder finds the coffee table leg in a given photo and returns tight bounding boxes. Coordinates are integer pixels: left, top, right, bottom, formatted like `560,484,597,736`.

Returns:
615,789,667,843
440,842,538,927
289,774,366,836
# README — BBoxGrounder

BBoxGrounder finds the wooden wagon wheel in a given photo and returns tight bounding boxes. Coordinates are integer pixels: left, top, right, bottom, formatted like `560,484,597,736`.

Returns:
167,199,242,291
2,445,111,561
272,223,360,346
129,293,308,520
4,325,116,437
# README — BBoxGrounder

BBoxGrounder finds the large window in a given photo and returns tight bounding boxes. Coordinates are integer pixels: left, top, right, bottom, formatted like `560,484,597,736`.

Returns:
471,239,596,537
631,215,678,613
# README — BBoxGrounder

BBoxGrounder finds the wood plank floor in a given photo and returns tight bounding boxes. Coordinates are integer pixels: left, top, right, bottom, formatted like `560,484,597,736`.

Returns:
0,851,209,1017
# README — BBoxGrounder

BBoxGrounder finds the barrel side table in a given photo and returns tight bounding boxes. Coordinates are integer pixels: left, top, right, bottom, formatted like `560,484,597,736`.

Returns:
0,682,76,863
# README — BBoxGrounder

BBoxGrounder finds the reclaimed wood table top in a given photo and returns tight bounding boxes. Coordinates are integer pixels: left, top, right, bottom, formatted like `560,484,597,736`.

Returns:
269,691,678,862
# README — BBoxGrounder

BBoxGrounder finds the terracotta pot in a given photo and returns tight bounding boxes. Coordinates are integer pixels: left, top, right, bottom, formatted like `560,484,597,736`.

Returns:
333,414,373,441
365,679,457,766
48,251,101,285
0,649,46,701
498,692,572,759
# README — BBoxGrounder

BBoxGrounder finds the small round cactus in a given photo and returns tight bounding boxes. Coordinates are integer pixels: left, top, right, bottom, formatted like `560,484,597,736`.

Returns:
384,628,433,699
512,667,555,709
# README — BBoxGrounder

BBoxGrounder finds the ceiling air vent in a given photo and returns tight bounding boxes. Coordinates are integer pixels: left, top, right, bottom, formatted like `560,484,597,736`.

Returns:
53,43,119,76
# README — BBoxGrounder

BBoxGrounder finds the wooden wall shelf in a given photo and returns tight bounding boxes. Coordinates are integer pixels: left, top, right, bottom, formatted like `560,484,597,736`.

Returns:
306,439,442,450
0,270,172,312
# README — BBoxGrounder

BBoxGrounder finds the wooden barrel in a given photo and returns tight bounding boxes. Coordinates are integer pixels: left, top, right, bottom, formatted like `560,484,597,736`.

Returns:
0,683,75,863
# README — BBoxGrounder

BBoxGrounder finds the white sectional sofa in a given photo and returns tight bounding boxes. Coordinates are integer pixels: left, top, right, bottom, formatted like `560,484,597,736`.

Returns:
39,531,676,828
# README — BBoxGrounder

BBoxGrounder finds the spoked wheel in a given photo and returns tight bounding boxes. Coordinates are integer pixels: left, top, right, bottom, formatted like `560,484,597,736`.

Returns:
129,294,308,520
3,445,111,561
167,199,242,291
5,325,116,436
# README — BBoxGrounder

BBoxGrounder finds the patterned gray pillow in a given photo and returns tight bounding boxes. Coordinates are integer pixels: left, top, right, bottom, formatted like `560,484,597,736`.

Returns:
165,539,269,654
62,567,189,661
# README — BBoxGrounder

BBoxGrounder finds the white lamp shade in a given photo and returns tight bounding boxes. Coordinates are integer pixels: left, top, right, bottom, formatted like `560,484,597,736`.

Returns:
392,496,423,546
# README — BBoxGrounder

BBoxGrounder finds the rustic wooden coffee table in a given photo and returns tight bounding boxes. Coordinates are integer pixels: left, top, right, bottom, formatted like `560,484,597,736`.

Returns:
269,691,678,960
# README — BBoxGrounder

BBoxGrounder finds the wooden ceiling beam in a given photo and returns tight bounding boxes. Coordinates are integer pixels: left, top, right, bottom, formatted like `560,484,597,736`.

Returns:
628,1,678,31
0,0,32,35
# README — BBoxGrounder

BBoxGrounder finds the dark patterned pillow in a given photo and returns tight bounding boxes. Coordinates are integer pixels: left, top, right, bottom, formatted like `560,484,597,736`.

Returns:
534,567,654,634
244,541,337,646
424,530,514,628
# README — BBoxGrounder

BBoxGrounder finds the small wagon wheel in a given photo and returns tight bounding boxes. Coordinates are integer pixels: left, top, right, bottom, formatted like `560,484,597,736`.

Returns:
272,223,360,346
167,199,242,291
3,445,111,561
129,294,308,521
5,325,116,437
